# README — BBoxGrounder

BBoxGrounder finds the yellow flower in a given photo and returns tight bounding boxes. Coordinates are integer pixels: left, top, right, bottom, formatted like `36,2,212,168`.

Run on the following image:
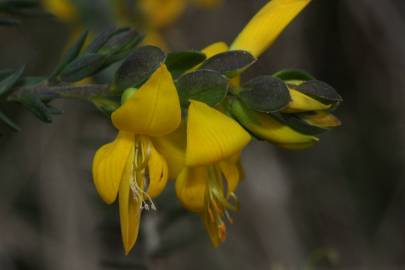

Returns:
138,0,187,29
41,0,78,23
175,101,251,246
92,64,181,254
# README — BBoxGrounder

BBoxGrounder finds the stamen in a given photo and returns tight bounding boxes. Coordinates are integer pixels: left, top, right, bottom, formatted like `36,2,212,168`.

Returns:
204,165,240,244
129,136,157,212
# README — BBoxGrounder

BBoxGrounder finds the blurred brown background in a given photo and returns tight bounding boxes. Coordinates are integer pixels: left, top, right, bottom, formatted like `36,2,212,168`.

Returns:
1,0,405,269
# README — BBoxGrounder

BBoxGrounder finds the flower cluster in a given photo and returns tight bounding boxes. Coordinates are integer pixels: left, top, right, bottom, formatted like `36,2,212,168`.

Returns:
92,0,342,254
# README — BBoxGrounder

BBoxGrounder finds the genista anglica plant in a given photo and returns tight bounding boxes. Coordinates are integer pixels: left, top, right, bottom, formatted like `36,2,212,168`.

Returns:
0,0,342,253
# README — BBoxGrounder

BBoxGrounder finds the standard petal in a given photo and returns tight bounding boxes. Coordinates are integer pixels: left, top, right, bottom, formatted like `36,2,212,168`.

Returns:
112,64,181,136
186,100,251,166
152,122,187,179
119,159,142,255
92,131,134,204
230,0,311,58
202,42,229,58
147,144,169,198
175,167,208,212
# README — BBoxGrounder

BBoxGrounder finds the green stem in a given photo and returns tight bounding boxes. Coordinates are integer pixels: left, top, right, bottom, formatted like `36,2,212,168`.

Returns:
7,83,113,102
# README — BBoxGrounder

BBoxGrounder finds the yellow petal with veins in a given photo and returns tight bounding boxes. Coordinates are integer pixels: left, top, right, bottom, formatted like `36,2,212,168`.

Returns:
152,122,187,179
175,167,208,212
186,100,251,166
119,150,141,255
112,64,181,137
230,0,311,58
92,131,134,204
147,144,169,198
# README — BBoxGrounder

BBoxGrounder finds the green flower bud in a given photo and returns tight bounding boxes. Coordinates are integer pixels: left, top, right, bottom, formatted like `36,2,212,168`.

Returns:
121,87,138,104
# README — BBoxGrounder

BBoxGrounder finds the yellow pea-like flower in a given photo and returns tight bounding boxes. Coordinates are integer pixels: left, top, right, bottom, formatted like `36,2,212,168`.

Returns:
92,64,181,254
175,101,250,247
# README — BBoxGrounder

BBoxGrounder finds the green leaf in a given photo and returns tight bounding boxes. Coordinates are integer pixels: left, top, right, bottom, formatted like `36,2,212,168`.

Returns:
113,45,166,93
100,28,143,56
294,80,343,104
0,110,20,131
18,91,53,123
273,69,315,82
176,70,228,107
85,27,124,53
165,51,206,78
0,66,25,97
49,31,89,81
59,53,106,82
199,50,256,77
272,113,327,136
97,29,144,69
239,75,291,113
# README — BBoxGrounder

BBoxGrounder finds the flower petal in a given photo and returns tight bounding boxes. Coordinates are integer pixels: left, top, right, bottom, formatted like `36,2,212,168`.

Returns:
283,89,331,113
147,143,169,198
202,42,229,58
175,167,208,212
230,0,311,58
92,131,134,204
230,98,318,144
219,156,242,195
152,122,187,179
186,100,251,166
119,157,141,255
112,64,181,136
